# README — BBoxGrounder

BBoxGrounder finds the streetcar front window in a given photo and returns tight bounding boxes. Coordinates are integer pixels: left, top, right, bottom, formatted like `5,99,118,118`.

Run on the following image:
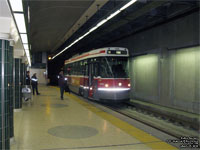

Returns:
100,57,129,78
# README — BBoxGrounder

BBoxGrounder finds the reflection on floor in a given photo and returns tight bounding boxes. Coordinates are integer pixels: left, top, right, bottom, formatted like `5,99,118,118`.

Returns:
11,85,176,150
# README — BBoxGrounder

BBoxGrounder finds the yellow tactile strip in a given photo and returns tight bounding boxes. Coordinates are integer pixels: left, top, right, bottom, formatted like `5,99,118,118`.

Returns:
57,87,177,150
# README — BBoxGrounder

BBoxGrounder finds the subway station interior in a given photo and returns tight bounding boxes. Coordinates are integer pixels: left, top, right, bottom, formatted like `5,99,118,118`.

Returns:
0,0,200,149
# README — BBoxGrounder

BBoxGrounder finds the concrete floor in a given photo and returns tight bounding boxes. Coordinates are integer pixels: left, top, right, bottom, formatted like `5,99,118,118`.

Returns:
11,85,177,150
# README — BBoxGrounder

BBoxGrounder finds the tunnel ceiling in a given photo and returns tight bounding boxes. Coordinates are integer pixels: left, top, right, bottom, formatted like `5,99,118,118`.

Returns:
23,0,199,60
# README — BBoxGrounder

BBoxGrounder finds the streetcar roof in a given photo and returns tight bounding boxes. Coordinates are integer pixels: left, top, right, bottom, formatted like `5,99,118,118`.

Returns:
65,47,129,64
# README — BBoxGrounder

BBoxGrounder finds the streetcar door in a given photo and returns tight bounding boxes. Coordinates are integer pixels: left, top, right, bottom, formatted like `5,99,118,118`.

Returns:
88,62,99,99
83,64,89,98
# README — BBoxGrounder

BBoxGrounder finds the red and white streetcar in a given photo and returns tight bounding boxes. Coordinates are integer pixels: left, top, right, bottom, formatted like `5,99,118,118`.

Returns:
64,47,130,103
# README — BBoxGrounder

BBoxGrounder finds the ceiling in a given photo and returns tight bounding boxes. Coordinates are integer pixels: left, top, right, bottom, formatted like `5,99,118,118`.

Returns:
26,0,95,52
0,0,11,17
23,0,199,60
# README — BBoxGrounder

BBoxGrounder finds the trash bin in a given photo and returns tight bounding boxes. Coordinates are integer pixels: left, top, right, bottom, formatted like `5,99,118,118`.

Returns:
22,85,32,101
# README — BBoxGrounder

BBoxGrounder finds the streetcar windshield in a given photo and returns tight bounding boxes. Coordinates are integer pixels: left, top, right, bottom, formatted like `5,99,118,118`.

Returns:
100,57,129,78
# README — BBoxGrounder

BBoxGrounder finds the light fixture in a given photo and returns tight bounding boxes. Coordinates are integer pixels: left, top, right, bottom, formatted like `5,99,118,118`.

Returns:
9,0,31,66
27,56,31,66
96,19,108,27
25,49,30,57
23,43,29,50
89,26,98,33
48,56,52,60
105,84,109,88
9,0,23,12
98,88,130,91
14,13,27,33
120,0,137,11
106,10,121,20
20,34,28,43
28,6,30,23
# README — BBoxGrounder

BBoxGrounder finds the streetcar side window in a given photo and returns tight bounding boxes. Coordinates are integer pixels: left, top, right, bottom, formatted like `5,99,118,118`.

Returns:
64,65,67,75
94,63,99,77
85,64,88,76
75,62,78,75
83,59,88,76
74,62,77,75
80,61,83,75
77,61,81,75
71,63,75,75
66,64,71,75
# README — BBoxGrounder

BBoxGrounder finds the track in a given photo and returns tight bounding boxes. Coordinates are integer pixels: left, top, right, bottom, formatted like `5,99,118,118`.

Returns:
75,92,199,146
99,101,199,140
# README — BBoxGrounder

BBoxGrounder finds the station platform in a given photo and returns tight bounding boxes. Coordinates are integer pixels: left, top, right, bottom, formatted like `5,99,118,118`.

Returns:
11,85,177,150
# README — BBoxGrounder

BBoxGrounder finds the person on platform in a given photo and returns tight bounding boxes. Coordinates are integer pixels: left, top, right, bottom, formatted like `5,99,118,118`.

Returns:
58,71,66,100
26,71,31,85
31,73,40,95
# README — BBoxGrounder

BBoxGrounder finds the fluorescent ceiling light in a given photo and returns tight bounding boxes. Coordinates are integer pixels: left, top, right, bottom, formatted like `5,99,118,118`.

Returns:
20,34,28,43
81,32,90,39
78,36,84,41
28,6,30,23
27,57,31,66
25,51,30,57
106,10,121,20
89,26,98,33
14,13,27,33
9,0,23,12
120,0,137,11
23,44,29,50
97,19,108,27
25,49,29,54
25,50,29,55
72,39,79,45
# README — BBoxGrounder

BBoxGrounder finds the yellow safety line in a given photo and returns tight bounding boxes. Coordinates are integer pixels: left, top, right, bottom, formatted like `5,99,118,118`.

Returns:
55,87,177,150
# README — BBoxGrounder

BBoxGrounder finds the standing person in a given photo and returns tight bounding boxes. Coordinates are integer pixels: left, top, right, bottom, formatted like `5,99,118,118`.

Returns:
58,71,65,100
26,71,31,85
31,73,40,95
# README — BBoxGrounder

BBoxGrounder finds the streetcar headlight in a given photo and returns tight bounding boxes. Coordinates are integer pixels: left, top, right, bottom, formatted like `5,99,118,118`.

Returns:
118,82,122,86
128,83,130,87
64,78,67,81
105,84,109,88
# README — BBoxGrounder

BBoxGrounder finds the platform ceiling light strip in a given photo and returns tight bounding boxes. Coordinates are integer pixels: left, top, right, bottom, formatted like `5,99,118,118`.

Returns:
20,34,28,43
14,13,27,33
52,0,137,59
9,0,31,66
9,0,23,12
23,43,29,50
27,57,31,66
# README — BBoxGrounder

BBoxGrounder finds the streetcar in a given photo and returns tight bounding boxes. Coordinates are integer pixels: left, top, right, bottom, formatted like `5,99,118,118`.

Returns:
64,47,130,102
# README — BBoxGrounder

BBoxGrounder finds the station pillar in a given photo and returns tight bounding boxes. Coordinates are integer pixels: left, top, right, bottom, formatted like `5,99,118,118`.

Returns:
14,58,22,110
0,39,10,149
9,41,14,141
